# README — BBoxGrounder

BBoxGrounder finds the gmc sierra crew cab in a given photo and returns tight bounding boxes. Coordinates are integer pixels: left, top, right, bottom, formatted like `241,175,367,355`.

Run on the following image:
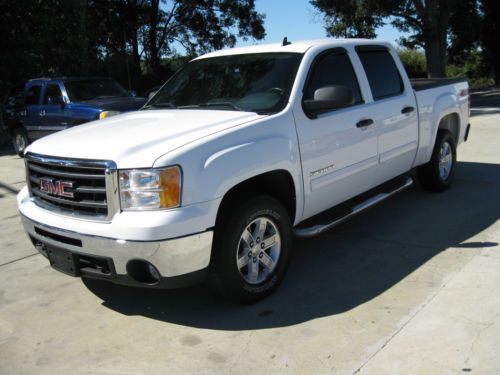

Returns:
17,39,470,302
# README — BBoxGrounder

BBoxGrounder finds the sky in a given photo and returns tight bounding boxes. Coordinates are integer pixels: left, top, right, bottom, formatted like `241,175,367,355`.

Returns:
235,0,407,48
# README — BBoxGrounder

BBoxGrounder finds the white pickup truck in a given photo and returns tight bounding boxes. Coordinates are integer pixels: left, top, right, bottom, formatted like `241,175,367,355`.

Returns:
18,39,470,302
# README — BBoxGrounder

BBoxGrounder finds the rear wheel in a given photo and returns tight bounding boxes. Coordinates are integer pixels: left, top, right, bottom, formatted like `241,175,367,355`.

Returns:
210,195,292,303
12,128,29,157
417,131,457,192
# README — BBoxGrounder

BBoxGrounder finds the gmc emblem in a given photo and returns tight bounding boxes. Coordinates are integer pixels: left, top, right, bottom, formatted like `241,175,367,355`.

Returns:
39,177,74,198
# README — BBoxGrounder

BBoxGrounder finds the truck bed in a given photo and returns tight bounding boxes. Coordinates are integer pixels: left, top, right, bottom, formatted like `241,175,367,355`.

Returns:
411,78,467,91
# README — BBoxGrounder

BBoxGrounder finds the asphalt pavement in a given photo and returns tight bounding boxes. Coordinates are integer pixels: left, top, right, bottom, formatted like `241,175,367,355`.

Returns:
0,102,499,374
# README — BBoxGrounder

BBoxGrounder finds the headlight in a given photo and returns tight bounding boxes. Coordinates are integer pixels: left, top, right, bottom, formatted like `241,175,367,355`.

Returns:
119,166,182,210
99,111,120,120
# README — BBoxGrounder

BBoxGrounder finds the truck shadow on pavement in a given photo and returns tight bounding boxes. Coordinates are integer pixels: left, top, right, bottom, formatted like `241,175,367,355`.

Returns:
84,161,500,330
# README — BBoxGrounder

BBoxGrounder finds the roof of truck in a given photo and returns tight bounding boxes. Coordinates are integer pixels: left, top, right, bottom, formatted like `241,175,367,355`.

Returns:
196,38,393,60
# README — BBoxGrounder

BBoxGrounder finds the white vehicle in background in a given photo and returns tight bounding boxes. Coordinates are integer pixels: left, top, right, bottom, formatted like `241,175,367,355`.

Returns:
18,38,470,302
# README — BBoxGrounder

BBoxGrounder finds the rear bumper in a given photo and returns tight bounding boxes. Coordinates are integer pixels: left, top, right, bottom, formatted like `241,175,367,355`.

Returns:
20,213,213,289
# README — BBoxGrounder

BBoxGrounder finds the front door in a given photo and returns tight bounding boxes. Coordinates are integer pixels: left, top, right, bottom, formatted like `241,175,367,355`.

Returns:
294,49,379,219
41,83,69,136
23,83,44,140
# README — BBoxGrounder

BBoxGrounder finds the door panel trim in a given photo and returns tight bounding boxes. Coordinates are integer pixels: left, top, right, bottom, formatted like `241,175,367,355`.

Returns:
25,125,67,132
379,141,417,163
310,155,378,191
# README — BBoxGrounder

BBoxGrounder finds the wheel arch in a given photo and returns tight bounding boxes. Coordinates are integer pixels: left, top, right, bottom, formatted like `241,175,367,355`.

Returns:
437,112,460,145
425,107,461,165
215,169,298,229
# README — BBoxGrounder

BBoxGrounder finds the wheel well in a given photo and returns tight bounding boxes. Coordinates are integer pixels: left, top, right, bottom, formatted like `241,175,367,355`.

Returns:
3,119,21,137
216,170,297,226
438,113,460,144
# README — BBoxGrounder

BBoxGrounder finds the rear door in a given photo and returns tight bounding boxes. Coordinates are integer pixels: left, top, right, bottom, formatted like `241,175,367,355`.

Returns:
355,46,418,181
23,83,44,140
294,48,379,219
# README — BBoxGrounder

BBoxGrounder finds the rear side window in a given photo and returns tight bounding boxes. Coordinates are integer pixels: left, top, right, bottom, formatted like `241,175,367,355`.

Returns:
43,84,63,105
25,85,42,105
304,51,363,105
357,49,404,100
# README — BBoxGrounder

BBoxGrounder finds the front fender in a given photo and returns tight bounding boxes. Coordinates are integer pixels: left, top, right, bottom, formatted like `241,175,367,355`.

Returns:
205,136,300,194
153,110,304,225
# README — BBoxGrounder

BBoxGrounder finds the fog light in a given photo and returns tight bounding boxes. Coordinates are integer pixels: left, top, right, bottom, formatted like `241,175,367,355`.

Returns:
126,260,161,284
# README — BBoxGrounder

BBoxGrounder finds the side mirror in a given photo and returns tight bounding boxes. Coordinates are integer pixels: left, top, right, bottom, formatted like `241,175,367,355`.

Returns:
128,90,137,97
303,85,355,117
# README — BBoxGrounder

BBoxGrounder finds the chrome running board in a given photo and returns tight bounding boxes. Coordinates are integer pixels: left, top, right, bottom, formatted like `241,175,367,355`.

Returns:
294,177,413,238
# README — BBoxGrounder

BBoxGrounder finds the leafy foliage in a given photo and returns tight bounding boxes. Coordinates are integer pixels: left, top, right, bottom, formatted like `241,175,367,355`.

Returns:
0,0,265,98
311,0,383,38
310,0,484,78
481,0,500,84
397,49,427,78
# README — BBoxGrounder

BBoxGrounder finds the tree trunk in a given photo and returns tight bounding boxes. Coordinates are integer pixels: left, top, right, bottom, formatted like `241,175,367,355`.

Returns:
79,0,89,74
131,29,142,79
424,29,447,77
493,63,500,86
424,36,446,77
420,0,449,78
147,0,161,75
482,0,500,86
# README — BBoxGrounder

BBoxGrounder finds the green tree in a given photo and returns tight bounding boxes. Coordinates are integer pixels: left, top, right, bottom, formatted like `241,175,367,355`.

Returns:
311,0,476,78
398,49,426,78
310,1,383,38
481,0,500,85
0,0,93,96
141,0,265,76
0,0,266,97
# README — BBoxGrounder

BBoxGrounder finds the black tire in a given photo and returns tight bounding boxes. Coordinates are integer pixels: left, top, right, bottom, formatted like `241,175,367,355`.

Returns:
417,130,457,192
209,195,292,303
12,127,29,157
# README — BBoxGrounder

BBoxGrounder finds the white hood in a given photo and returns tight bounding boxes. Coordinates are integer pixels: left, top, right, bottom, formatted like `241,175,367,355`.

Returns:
27,110,264,168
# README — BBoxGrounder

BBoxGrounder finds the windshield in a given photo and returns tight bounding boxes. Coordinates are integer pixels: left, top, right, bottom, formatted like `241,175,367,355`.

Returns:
65,79,128,101
145,52,303,114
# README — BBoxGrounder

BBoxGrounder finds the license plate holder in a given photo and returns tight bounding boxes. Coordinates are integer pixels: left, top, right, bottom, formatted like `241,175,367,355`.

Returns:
46,246,79,277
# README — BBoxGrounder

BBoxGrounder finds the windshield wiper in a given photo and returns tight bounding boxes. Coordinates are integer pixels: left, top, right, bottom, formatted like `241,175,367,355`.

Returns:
178,102,245,111
142,102,177,109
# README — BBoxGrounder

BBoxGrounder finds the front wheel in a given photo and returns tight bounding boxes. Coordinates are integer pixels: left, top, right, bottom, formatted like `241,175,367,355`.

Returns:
209,195,292,303
417,131,457,192
12,128,29,157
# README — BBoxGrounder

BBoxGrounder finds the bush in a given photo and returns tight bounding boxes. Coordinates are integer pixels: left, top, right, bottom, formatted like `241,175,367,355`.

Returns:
398,49,427,78
447,51,494,88
398,48,494,88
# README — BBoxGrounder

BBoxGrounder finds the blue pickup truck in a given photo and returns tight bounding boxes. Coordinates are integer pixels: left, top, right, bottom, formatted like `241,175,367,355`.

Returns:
2,77,147,156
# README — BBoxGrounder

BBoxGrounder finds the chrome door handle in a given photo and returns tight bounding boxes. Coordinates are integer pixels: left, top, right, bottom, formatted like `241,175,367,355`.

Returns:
39,110,46,116
356,119,374,128
401,106,415,114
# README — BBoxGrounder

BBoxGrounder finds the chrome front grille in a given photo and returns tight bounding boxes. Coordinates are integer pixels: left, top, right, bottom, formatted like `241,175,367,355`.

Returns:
25,153,119,221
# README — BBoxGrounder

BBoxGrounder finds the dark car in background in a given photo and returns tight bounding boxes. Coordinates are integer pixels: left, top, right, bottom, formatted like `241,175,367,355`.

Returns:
2,77,147,156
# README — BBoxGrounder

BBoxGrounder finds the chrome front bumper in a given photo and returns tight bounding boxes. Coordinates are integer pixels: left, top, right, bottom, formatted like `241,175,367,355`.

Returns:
21,214,213,287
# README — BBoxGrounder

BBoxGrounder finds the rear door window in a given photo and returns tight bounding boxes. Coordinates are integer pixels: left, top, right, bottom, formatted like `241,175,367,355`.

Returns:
356,49,404,100
25,85,42,105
